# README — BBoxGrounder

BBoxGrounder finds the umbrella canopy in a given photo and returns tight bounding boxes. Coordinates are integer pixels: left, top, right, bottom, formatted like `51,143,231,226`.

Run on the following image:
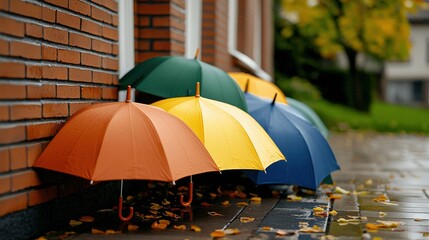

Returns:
286,97,329,138
243,93,340,190
228,72,287,104
33,87,219,183
119,53,247,111
152,83,285,171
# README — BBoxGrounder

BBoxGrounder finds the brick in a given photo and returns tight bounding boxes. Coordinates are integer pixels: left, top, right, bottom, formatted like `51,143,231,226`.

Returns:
112,43,118,55
10,0,42,19
10,145,27,170
69,102,92,115
26,121,63,141
43,27,68,45
0,83,26,99
42,66,68,80
28,185,58,206
137,40,150,50
26,65,43,79
102,26,118,41
0,147,10,173
0,39,9,55
69,68,91,82
11,170,41,192
27,84,43,99
153,16,170,27
45,0,68,8
25,23,43,38
10,41,41,60
91,6,111,24
81,52,101,68
10,103,42,121
92,38,111,54
56,11,80,30
0,175,11,194
0,105,9,121
42,84,56,98
138,16,150,26
102,87,118,100
81,86,102,99
0,62,25,78
0,16,25,37
0,125,26,145
112,15,118,26
112,75,118,85
57,84,80,99
42,102,69,118
27,143,42,167
58,49,80,64
69,32,91,49
153,41,171,51
42,45,57,61
102,57,118,70
139,28,170,39
102,0,118,12
0,193,27,217
137,4,170,14
42,6,56,23
136,52,168,62
81,19,102,36
93,71,113,84
69,0,90,16
0,0,9,11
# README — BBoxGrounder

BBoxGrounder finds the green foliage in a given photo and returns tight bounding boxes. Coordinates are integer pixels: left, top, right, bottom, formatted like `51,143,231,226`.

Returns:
276,74,322,101
304,99,429,135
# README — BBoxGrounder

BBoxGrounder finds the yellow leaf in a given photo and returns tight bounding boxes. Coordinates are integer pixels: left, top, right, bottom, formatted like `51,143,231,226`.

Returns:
379,212,387,218
334,186,350,195
190,224,201,232
69,220,82,227
250,197,262,203
159,219,171,226
210,229,226,238
224,228,240,235
201,202,213,207
79,216,94,223
173,225,186,230
196,192,203,198
276,230,287,236
91,228,104,234
221,200,230,206
151,221,168,230
209,193,217,198
127,224,139,231
240,217,255,223
208,211,223,216
236,201,249,207
161,199,170,206
287,195,302,201
105,229,119,234
329,210,338,216
330,194,343,199
262,226,273,231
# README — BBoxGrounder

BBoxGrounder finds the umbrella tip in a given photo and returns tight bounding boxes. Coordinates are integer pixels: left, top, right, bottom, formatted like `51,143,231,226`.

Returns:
126,85,132,103
195,82,200,98
271,93,277,105
194,48,200,60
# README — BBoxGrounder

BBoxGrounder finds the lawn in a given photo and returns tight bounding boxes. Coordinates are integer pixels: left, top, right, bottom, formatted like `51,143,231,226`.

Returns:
303,99,429,135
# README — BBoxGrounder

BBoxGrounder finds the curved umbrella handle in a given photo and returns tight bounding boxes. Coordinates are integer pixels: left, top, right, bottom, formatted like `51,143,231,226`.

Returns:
118,196,134,221
180,181,193,207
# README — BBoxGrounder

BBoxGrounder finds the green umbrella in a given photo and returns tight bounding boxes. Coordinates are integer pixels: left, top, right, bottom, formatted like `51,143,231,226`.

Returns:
286,97,329,138
119,50,247,111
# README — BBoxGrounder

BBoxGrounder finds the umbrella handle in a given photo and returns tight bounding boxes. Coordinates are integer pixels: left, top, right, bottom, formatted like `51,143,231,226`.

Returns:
180,181,193,207
118,196,134,221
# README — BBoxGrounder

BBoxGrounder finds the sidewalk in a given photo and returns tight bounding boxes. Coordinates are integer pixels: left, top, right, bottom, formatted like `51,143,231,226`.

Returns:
36,132,429,239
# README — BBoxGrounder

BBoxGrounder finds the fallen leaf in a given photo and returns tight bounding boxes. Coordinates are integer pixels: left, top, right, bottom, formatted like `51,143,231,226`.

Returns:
287,194,302,201
79,216,94,223
161,199,170,206
365,179,373,185
159,219,171,226
262,226,273,231
190,224,201,232
236,201,249,206
196,192,203,198
178,186,188,191
414,218,423,222
372,194,389,202
250,197,262,203
151,221,168,230
164,211,180,219
127,224,139,231
126,195,134,201
379,212,387,218
321,235,337,240
233,190,247,198
334,186,350,195
208,211,223,216
105,229,119,234
35,237,47,240
224,228,240,235
221,200,230,206
150,203,162,210
209,192,217,198
276,230,287,236
329,210,338,216
329,194,343,199
173,225,186,230
300,225,323,233
240,217,255,223
69,220,82,227
249,192,258,197
91,228,104,234
201,202,213,207
210,229,226,238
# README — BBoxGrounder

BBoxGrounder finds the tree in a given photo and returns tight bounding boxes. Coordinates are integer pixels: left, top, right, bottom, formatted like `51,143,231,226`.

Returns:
279,0,427,111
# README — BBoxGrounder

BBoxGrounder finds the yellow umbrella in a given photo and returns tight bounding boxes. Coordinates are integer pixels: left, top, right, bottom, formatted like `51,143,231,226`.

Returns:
228,72,287,104
152,83,285,171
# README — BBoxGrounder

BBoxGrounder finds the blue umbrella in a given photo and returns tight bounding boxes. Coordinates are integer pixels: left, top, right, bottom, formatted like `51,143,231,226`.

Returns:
244,93,340,190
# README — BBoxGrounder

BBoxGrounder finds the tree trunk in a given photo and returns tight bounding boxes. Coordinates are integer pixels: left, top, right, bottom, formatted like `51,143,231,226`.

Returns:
344,47,366,111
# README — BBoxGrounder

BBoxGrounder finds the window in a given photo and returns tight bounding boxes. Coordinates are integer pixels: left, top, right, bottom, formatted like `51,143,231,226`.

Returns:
185,0,202,59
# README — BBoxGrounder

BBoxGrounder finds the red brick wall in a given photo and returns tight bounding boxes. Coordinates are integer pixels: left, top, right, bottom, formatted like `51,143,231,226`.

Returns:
0,0,119,218
134,0,186,63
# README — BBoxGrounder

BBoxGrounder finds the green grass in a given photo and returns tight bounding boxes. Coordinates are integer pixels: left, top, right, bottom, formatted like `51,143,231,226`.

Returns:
303,99,429,135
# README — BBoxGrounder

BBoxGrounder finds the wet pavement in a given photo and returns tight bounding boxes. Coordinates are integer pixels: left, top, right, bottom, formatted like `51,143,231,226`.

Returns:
36,132,429,239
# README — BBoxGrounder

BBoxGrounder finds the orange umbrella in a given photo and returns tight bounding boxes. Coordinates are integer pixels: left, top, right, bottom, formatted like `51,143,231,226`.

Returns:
33,86,219,221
